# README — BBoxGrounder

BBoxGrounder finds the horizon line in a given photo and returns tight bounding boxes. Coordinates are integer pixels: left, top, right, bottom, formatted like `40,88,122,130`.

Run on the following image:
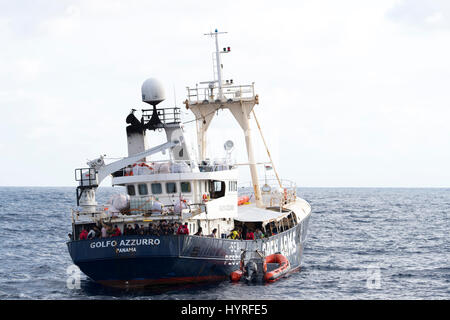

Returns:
0,185,448,189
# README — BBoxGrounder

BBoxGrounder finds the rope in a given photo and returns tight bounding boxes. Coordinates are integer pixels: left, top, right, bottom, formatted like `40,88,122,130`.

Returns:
251,109,283,189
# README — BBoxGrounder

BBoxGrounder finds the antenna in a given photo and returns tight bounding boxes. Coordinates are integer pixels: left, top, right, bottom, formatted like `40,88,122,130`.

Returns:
173,84,177,107
204,28,229,100
224,140,234,162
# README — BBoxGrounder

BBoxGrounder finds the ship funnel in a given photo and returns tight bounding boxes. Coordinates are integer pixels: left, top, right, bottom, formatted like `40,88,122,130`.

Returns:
141,78,166,106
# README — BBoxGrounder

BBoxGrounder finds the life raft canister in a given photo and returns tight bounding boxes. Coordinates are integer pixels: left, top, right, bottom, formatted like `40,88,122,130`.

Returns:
125,163,153,176
124,163,138,176
138,162,153,170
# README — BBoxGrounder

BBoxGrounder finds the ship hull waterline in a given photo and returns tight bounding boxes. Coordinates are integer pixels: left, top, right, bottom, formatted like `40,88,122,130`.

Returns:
67,213,311,288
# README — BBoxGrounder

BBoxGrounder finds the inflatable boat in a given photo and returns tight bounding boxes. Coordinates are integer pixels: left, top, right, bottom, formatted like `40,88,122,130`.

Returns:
230,251,291,283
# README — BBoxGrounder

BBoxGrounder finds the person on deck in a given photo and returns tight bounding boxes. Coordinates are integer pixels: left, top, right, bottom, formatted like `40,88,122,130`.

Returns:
130,224,136,235
152,223,161,236
227,229,239,240
254,228,264,239
93,226,101,238
168,222,176,234
87,227,96,240
177,222,189,235
147,223,155,236
79,228,88,240
271,226,278,235
106,225,115,237
242,225,248,240
194,227,203,236
208,228,218,238
101,224,107,238
246,229,255,240
173,222,179,235
112,225,122,237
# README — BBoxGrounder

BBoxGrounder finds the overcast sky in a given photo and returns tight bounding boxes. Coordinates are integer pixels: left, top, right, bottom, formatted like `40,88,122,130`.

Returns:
0,0,449,187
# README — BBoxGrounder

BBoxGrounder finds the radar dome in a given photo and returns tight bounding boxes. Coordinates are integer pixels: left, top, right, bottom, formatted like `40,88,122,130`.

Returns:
141,78,166,106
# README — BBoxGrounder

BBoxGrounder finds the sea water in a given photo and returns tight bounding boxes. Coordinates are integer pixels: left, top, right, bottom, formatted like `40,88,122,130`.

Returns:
0,187,448,299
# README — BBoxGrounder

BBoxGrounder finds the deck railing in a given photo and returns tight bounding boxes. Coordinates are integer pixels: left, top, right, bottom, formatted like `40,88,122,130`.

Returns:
141,107,181,125
71,202,207,222
111,159,236,177
186,83,255,104
238,179,297,208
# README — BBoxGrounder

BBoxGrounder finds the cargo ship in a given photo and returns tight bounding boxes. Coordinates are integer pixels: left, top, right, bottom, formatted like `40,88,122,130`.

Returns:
67,29,312,288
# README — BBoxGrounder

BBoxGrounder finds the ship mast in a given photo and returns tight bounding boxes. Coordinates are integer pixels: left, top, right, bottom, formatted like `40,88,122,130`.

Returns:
209,29,227,100
185,29,263,207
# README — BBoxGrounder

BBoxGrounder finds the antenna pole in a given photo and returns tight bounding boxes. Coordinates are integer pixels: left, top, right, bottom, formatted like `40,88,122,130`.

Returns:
214,31,223,100
204,29,227,100
173,84,177,107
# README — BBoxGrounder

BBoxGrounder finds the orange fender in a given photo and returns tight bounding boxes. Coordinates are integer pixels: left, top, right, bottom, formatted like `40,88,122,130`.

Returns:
230,270,243,282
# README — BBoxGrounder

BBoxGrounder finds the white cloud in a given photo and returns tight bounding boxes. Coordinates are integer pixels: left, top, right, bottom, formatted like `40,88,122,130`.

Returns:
39,4,81,37
425,12,444,25
387,0,450,30
0,0,448,187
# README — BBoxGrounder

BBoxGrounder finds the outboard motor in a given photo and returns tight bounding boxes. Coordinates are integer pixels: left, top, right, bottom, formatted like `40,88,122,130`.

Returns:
230,250,267,284
244,260,260,283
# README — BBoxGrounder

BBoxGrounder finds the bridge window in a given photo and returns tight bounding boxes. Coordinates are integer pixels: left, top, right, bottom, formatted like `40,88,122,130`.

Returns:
228,181,237,191
138,184,148,195
181,182,191,193
151,183,162,194
127,185,136,196
209,180,225,199
166,182,177,194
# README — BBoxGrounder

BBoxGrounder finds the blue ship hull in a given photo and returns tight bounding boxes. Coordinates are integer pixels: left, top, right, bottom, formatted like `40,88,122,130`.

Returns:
67,215,310,288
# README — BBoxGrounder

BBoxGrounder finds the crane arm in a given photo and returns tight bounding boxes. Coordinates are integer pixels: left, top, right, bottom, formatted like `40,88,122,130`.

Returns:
96,140,178,184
